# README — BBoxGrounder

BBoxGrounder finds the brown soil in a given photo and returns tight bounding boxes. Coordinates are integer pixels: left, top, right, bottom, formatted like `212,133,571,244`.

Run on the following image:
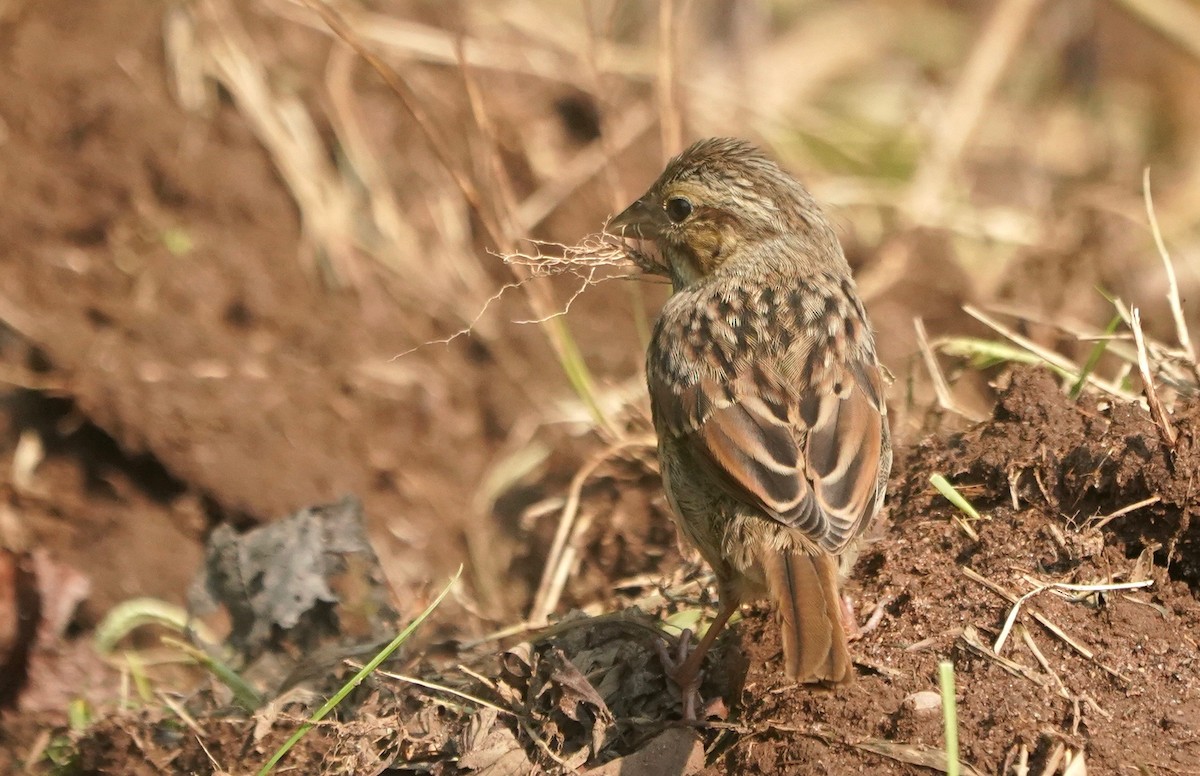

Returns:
1,2,1199,775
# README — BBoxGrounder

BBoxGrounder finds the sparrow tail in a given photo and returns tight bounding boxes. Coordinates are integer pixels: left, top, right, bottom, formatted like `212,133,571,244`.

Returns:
761,548,852,684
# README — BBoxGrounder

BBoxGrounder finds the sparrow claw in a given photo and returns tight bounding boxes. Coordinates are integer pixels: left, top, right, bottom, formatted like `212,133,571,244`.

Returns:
841,594,863,641
655,629,703,721
842,594,889,642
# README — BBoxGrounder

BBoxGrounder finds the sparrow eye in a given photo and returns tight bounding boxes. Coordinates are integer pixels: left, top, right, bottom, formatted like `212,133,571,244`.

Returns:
664,196,693,223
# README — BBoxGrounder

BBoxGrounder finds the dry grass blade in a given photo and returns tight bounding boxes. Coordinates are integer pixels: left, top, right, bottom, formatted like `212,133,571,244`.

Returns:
961,306,1137,401
1061,749,1087,776
179,0,362,284
324,45,419,278
1017,626,1067,693
1114,0,1200,61
1017,624,1112,725
851,738,985,776
1040,743,1066,776
995,578,1152,654
1018,577,1154,596
1014,744,1030,776
457,42,522,240
158,691,209,738
991,586,1045,655
656,0,682,159
906,0,1044,222
960,566,1129,685
1142,168,1200,388
529,436,656,626
980,303,1139,386
304,0,614,433
163,4,209,112
915,318,984,422
373,670,514,717
514,105,656,233
784,723,985,776
268,0,608,84
1131,307,1178,449
302,1,493,242
961,625,1051,690
1086,494,1161,534
1106,298,1198,395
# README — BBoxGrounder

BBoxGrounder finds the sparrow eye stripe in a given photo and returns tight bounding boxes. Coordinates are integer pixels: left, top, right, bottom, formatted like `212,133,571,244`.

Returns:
665,196,693,223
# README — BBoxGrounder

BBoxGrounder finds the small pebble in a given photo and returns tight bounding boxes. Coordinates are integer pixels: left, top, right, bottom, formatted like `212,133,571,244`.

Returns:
903,690,942,714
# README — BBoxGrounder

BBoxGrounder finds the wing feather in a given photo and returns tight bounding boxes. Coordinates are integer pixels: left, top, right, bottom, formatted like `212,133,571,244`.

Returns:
650,339,888,553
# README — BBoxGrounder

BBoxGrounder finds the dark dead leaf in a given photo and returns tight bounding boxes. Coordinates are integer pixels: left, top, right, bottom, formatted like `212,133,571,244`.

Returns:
188,496,397,663
542,645,616,757
457,708,532,775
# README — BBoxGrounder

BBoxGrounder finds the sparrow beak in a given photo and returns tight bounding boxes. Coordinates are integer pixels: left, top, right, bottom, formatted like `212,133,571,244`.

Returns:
608,196,666,240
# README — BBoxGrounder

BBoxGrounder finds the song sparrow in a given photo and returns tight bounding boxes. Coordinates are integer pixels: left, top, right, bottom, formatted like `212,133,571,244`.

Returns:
610,138,891,714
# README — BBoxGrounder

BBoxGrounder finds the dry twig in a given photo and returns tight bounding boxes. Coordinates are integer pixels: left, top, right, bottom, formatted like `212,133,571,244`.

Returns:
1143,168,1200,388
1131,307,1178,449
960,566,1129,685
915,318,984,422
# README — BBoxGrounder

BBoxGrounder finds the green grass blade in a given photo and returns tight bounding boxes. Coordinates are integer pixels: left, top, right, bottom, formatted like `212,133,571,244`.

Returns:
937,337,1074,380
939,660,960,776
930,474,982,521
161,637,262,711
256,565,462,776
94,597,218,653
1069,313,1123,399
547,317,612,434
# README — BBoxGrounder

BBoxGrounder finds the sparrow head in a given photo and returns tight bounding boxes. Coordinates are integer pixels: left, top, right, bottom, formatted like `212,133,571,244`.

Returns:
610,137,842,288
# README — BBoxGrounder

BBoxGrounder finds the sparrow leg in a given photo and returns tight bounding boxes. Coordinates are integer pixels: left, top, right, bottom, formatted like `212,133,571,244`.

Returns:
654,629,699,719
655,601,737,720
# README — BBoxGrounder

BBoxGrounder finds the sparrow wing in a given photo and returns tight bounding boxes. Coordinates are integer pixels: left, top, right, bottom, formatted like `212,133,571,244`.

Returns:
649,288,889,553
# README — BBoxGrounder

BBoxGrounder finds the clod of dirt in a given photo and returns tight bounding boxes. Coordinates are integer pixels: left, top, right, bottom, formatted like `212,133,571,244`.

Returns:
588,728,705,775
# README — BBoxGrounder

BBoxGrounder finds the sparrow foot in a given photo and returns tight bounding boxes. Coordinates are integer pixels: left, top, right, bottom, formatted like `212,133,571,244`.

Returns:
654,629,703,721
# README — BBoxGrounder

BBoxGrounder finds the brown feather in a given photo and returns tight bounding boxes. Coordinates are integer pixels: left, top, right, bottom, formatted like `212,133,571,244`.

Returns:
760,548,852,683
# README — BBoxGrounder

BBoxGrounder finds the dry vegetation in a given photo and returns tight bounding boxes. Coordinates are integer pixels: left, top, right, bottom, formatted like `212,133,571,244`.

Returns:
3,0,1200,774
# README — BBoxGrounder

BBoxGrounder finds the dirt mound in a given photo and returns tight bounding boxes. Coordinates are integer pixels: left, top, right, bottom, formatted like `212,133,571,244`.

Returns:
899,367,1200,588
